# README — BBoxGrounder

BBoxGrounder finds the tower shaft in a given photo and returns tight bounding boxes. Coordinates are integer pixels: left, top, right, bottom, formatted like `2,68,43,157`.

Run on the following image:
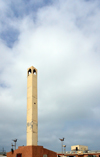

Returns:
27,66,38,146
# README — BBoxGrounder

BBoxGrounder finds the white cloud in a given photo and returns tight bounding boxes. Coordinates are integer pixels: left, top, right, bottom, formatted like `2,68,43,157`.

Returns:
0,0,100,152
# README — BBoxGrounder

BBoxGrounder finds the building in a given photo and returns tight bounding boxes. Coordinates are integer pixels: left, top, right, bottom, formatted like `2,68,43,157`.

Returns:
57,145,100,157
58,152,100,157
71,145,88,151
7,66,57,157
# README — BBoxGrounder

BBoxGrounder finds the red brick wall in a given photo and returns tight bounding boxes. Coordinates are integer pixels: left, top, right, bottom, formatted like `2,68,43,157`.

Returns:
43,148,57,157
7,146,33,157
32,146,43,157
7,145,57,157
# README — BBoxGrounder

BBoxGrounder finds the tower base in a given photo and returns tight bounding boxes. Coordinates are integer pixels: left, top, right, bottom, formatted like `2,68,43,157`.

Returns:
7,145,57,157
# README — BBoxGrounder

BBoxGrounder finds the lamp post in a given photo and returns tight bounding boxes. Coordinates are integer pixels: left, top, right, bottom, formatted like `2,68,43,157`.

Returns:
59,138,65,155
63,145,66,155
12,139,17,150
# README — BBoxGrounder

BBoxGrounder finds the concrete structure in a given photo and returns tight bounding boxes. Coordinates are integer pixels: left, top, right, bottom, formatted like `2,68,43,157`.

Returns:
7,66,57,157
7,146,57,157
57,145,100,157
71,145,88,151
27,66,38,146
57,151,100,157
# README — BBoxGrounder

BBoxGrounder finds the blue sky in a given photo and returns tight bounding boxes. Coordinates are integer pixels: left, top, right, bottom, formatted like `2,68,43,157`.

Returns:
0,0,100,153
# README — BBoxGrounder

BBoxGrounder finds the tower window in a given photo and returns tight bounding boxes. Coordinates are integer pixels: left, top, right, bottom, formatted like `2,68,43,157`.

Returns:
28,69,31,75
33,69,36,75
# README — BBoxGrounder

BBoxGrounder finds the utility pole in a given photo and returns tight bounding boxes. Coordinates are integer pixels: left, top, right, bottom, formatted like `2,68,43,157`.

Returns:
63,145,66,155
12,139,17,150
59,138,65,155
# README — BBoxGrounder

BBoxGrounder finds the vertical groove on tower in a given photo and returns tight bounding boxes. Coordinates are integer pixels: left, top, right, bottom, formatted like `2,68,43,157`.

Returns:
27,66,38,146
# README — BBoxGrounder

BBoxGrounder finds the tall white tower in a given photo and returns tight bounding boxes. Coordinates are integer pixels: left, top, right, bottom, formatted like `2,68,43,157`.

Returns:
26,66,38,146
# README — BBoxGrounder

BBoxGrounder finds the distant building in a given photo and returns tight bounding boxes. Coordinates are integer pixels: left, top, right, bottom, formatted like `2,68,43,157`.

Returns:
0,148,6,156
57,145,100,157
71,145,88,151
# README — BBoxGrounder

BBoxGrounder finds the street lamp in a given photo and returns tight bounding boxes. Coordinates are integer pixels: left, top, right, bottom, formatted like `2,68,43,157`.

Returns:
59,138,65,155
12,139,18,150
63,145,66,155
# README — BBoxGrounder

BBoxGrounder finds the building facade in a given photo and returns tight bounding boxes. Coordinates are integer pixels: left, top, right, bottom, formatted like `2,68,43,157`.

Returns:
71,145,88,151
